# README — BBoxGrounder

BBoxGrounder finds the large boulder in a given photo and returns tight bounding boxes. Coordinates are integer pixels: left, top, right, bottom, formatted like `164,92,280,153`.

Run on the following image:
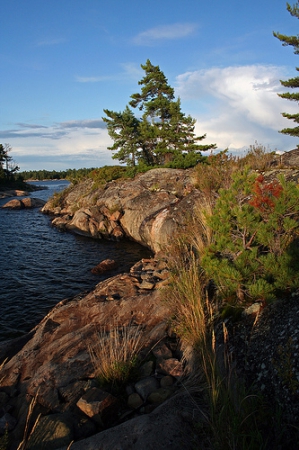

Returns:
2,197,46,209
42,168,198,252
0,189,29,199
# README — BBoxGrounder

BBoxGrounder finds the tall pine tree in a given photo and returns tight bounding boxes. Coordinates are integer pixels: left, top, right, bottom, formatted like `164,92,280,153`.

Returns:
103,60,215,167
274,2,299,141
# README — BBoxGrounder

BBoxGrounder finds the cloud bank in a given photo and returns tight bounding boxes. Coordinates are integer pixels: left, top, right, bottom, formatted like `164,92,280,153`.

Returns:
175,64,297,152
1,120,113,171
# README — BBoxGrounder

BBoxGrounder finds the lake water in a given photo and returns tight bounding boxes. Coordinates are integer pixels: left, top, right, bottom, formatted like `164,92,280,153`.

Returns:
0,180,151,341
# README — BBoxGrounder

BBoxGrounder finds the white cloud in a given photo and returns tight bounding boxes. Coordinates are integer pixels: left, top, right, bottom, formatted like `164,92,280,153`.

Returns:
132,23,197,45
3,122,114,171
175,65,297,152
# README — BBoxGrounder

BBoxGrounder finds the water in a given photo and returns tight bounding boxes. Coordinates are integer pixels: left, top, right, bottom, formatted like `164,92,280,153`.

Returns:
0,180,151,341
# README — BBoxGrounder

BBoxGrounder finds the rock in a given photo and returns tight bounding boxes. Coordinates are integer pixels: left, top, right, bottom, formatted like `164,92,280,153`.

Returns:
138,280,155,290
20,197,46,208
56,392,204,450
91,259,118,274
76,388,119,425
152,343,173,360
25,414,74,450
1,199,23,209
0,267,170,444
1,197,46,209
160,375,175,388
58,381,90,408
134,377,159,401
127,393,143,409
0,189,29,199
147,387,174,404
243,302,263,316
139,361,154,378
156,358,185,379
42,168,199,252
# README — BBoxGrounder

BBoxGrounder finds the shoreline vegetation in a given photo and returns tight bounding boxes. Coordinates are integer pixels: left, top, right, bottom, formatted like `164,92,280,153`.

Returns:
2,10,299,442
1,146,299,448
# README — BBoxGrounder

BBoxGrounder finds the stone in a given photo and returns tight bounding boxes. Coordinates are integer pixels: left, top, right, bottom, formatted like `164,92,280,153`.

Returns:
76,388,119,425
56,392,203,450
139,360,154,378
0,391,9,409
127,393,143,409
25,413,73,450
21,197,46,208
138,280,155,290
152,343,173,360
1,197,46,209
58,380,89,408
1,199,23,209
0,270,170,442
134,377,159,401
42,168,198,252
160,375,175,388
91,259,118,274
156,358,184,379
243,302,262,316
147,388,173,404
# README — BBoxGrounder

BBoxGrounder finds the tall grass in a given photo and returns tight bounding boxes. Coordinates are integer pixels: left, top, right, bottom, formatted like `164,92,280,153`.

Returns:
165,201,267,449
89,325,144,389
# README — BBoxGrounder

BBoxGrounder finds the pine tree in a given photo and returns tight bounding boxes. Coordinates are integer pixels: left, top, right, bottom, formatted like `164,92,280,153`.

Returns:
274,2,299,140
103,60,215,167
130,59,175,165
201,170,299,304
102,106,141,166
130,60,215,165
0,144,19,183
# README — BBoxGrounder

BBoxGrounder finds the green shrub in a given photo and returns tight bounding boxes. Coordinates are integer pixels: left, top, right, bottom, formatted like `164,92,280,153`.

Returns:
202,169,299,305
194,150,239,204
89,165,130,184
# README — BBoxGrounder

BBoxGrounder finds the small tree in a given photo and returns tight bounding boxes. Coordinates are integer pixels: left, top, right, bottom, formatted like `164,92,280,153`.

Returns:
202,169,299,304
0,143,19,183
274,2,299,141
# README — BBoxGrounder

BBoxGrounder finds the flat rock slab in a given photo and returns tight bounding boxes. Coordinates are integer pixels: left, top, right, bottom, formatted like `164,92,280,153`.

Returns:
57,392,204,450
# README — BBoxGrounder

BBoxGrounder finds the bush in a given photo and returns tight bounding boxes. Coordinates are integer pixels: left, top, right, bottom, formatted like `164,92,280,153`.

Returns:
240,141,274,171
89,165,130,184
201,169,299,305
194,150,239,204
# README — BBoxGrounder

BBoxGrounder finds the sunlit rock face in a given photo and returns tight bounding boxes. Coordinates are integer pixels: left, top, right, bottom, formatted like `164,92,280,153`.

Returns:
42,168,199,252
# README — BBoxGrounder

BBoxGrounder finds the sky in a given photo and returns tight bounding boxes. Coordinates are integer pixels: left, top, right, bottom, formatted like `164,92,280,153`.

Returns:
1,0,299,171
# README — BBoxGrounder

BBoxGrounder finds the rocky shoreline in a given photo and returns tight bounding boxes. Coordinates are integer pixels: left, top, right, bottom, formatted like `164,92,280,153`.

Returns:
1,159,299,448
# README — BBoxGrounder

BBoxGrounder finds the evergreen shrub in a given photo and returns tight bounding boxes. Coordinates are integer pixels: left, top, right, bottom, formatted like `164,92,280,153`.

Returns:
201,169,299,305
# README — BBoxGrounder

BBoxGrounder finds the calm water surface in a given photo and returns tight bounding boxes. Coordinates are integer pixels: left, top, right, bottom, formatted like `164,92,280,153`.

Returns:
0,180,151,341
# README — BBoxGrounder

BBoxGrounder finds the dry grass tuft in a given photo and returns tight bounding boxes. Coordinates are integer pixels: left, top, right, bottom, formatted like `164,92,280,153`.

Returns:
89,325,144,388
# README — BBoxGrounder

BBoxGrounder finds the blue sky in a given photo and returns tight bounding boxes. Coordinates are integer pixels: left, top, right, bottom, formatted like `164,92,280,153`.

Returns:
1,0,299,171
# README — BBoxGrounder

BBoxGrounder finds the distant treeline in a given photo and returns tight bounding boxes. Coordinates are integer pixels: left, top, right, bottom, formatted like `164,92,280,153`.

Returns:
19,167,95,181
